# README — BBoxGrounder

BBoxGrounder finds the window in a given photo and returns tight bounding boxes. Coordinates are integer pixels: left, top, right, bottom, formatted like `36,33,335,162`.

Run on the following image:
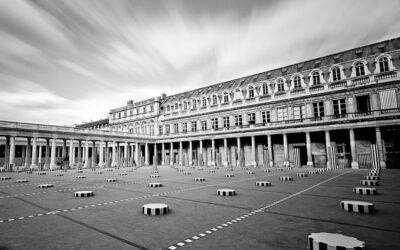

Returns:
223,92,229,103
293,105,306,119
293,76,301,89
223,116,230,128
113,113,116,119
158,125,163,135
261,111,271,123
333,99,347,117
183,101,187,110
201,120,207,130
379,89,397,109
191,121,197,131
235,115,243,126
313,102,325,118
165,124,170,135
277,79,285,92
135,126,140,134
141,125,147,134
262,83,269,95
312,72,321,85
248,86,254,98
192,99,197,109
247,112,256,124
277,108,288,121
130,110,133,116
167,105,170,112
150,105,154,112
379,57,389,73
355,62,365,77
202,97,207,107
234,89,242,100
149,126,154,136
332,67,341,81
182,122,187,133
174,103,179,110
173,123,179,133
118,113,121,119
212,95,218,105
211,118,218,129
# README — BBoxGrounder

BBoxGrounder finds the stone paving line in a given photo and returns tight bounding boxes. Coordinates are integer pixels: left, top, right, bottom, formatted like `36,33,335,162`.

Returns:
0,170,288,224
166,170,353,250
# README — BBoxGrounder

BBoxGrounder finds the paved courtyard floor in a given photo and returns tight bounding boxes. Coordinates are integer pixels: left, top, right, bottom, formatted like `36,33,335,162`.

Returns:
0,165,399,250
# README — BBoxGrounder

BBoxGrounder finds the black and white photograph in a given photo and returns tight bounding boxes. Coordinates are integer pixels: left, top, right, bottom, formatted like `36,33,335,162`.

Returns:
1,0,400,249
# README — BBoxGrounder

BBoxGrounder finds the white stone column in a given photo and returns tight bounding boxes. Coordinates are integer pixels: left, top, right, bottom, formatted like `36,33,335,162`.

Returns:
375,127,386,168
251,136,257,167
179,141,183,166
91,140,96,169
306,132,313,167
211,139,215,166
98,141,104,167
69,139,74,166
44,138,50,169
135,142,139,166
104,141,109,168
31,137,38,169
25,137,31,168
188,141,192,166
283,134,289,166
153,143,157,166
38,144,43,169
267,135,273,167
9,136,16,171
77,140,82,168
170,142,174,165
223,138,228,167
237,137,241,167
349,129,359,169
50,138,57,170
161,143,165,165
124,142,128,167
199,140,203,166
62,139,67,160
84,140,89,168
325,131,331,168
111,141,117,167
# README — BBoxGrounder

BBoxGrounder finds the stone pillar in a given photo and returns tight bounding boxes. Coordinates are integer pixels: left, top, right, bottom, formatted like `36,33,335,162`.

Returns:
223,138,228,167
111,142,117,167
62,139,67,161
267,135,274,167
3,136,10,170
283,134,289,166
38,145,43,169
50,138,57,170
31,137,38,169
199,140,203,166
25,137,31,168
77,140,82,168
98,141,104,167
105,141,109,168
349,129,359,169
9,136,16,171
306,132,313,167
375,127,386,168
170,142,174,165
116,142,120,167
161,143,165,165
188,141,193,166
211,139,215,166
237,137,241,167
251,136,257,167
130,143,134,167
84,140,89,168
69,139,74,166
145,143,149,165
135,142,139,166
124,142,128,167
179,141,183,166
91,140,96,169
325,131,331,168
153,143,157,166
44,138,50,169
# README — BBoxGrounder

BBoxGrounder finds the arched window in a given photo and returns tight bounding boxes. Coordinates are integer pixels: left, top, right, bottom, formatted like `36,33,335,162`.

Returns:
248,86,254,98
293,76,301,89
192,99,197,109
378,57,389,73
262,83,268,95
312,71,321,85
212,95,218,105
332,67,341,81
202,97,207,107
355,62,365,77
277,79,285,92
223,92,229,103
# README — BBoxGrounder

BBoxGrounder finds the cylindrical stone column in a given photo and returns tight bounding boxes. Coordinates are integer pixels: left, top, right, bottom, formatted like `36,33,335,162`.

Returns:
375,127,386,169
44,138,50,169
267,134,273,167
161,143,165,165
237,137,241,167
31,137,38,169
25,137,31,168
50,138,57,170
9,136,16,171
306,132,313,167
251,136,257,167
283,134,289,166
349,129,359,169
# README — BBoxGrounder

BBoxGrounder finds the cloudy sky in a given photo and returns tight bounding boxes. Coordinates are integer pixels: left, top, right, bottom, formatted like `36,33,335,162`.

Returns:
1,0,400,126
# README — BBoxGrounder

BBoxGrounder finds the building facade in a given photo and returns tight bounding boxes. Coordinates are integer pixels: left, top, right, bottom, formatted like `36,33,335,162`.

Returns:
1,37,400,170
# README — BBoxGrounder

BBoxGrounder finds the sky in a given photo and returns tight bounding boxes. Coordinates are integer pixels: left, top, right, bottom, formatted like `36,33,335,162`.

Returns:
1,0,400,126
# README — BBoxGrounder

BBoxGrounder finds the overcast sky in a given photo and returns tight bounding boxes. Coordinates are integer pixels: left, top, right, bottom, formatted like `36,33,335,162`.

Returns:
1,0,400,126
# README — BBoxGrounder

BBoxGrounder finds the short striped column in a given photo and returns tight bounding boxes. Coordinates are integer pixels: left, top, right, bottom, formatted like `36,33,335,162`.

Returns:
193,177,205,181
15,180,28,183
76,170,83,173
94,172,103,174
217,189,236,196
38,172,46,175
293,148,301,168
25,171,33,174
326,146,337,169
74,191,94,197
256,181,271,186
353,187,377,195
365,176,379,180
55,174,63,177
183,172,192,175
309,170,318,174
38,184,54,188
264,169,271,172
76,176,86,179
247,171,255,174
370,144,381,170
150,174,160,178
340,200,374,214
308,232,365,250
0,176,12,180
106,179,117,182
142,203,169,215
225,174,234,177
119,173,128,176
360,180,379,186
151,170,159,174
280,176,293,181
148,182,162,187
177,169,184,172
296,173,308,177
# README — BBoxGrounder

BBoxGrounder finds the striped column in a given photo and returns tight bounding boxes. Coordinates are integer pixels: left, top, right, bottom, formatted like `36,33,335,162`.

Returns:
370,144,380,170
267,135,274,167
375,127,386,169
293,148,301,168
327,146,337,169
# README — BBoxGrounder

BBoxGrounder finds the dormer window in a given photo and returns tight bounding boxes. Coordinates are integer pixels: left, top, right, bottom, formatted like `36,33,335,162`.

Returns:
174,103,179,110
223,92,229,103
192,99,197,109
248,86,254,98
212,95,218,105
277,79,285,92
332,67,341,81
183,101,187,110
293,76,301,89
312,71,321,85
262,83,269,95
378,57,389,73
202,97,207,107
355,62,365,77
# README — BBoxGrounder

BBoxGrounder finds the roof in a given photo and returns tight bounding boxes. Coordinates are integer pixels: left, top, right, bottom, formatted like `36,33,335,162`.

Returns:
76,118,109,128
